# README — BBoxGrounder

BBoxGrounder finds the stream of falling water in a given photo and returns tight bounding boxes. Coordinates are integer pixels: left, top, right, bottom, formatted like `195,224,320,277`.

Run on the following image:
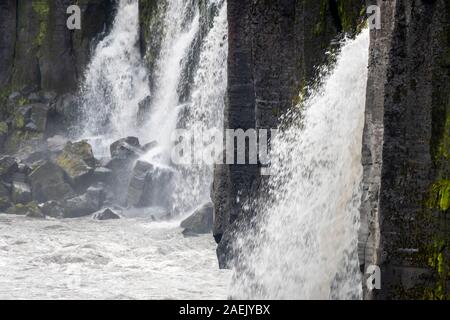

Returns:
77,0,149,156
231,29,370,300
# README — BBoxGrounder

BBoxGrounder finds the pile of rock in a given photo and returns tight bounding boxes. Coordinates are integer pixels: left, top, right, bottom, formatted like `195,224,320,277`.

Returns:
0,90,176,221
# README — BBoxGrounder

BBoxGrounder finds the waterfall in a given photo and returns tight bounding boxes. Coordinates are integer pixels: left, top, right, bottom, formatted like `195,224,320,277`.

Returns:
139,0,228,214
231,29,370,300
140,0,200,164
78,0,227,214
77,0,149,156
172,2,228,213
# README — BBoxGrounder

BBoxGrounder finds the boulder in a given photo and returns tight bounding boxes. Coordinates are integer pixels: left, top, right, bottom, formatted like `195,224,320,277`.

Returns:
92,167,112,183
7,202,43,218
105,137,141,205
62,185,104,218
20,149,50,167
127,160,175,209
86,184,106,209
0,183,12,211
0,156,18,182
13,103,49,133
39,200,64,218
56,140,96,191
180,203,214,235
62,194,98,218
110,137,141,160
92,208,120,220
51,93,78,123
26,209,46,219
11,181,32,204
127,160,153,207
28,161,74,202
142,141,158,153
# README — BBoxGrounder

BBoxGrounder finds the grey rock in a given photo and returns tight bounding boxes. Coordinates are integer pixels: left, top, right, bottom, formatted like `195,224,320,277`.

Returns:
181,203,214,234
93,167,113,183
92,208,120,220
7,202,42,218
26,208,45,219
28,161,74,202
63,194,99,218
127,160,175,209
55,140,96,191
0,156,18,182
142,141,158,153
110,137,142,160
39,200,65,218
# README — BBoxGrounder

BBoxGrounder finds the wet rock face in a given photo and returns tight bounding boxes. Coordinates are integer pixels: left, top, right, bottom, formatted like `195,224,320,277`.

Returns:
361,0,450,299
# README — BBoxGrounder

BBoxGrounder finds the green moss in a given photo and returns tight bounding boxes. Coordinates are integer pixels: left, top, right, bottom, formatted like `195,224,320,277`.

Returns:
423,240,449,300
56,140,94,178
18,97,28,106
4,130,43,154
56,154,87,177
428,180,450,212
6,201,41,216
435,115,450,163
0,122,8,135
32,0,50,47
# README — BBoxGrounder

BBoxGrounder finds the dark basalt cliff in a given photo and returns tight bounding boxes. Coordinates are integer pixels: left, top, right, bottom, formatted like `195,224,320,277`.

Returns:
0,0,115,154
361,0,450,299
0,0,114,94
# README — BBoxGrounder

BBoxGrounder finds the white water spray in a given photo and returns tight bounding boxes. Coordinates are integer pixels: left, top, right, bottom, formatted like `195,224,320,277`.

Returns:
78,0,149,156
231,29,370,300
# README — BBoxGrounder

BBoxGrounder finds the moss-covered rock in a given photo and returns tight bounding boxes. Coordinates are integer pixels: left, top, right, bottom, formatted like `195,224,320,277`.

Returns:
6,201,43,218
3,130,44,155
56,140,96,190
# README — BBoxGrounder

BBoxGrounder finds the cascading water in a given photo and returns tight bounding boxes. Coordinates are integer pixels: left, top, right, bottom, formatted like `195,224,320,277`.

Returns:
139,0,228,214
231,29,370,300
141,0,200,164
171,2,228,213
77,0,149,156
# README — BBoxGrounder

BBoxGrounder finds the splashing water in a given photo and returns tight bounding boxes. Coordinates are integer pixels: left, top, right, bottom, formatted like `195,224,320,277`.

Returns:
78,0,149,156
231,29,370,300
